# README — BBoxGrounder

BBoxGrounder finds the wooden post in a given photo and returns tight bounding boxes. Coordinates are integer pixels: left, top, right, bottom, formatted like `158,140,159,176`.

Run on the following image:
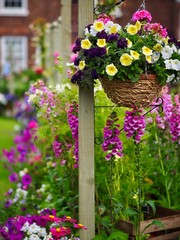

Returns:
61,0,71,80
78,1,95,240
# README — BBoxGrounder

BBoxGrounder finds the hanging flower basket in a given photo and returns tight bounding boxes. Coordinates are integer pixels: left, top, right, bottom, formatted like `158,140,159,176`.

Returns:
100,74,162,108
69,5,180,107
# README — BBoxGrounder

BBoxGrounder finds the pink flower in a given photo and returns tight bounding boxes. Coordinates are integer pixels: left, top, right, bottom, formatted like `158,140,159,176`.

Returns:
132,10,152,22
144,23,168,38
28,120,38,129
97,14,113,24
50,227,71,238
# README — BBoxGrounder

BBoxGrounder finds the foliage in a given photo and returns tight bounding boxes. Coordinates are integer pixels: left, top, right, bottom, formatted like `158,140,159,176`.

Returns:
69,9,180,87
0,77,179,239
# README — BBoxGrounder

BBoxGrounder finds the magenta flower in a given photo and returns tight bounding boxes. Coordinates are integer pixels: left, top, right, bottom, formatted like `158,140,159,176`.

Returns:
132,10,152,22
8,172,18,182
124,109,146,143
102,111,123,160
144,23,168,38
21,173,32,186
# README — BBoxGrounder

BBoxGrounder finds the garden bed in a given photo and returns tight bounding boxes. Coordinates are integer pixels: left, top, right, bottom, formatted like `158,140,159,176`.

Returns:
117,207,180,239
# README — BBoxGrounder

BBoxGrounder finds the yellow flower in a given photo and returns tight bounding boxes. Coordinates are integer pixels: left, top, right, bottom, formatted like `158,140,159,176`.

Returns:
135,21,141,31
106,64,118,76
81,39,92,49
120,53,133,66
126,38,132,48
109,24,119,34
163,37,169,45
146,55,152,63
94,20,105,32
142,46,152,56
97,39,106,47
153,43,163,52
127,24,138,35
130,50,140,60
79,60,85,70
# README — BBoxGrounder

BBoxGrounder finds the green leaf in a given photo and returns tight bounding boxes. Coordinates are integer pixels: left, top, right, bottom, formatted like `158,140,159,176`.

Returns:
142,220,165,234
92,234,107,240
146,200,156,215
107,231,129,240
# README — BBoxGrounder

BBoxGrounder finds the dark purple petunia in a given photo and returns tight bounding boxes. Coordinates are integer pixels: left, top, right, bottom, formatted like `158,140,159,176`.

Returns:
74,57,81,66
91,69,99,79
22,173,32,186
107,33,119,42
168,37,180,49
71,70,83,84
117,38,128,49
96,30,108,39
72,38,82,53
86,47,106,57
8,172,18,182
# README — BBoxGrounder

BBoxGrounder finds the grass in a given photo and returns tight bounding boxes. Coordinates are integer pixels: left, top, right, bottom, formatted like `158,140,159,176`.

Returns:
0,116,16,199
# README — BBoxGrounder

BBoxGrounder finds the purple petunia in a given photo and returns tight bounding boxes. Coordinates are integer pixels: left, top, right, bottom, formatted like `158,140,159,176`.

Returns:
21,173,32,186
8,172,18,182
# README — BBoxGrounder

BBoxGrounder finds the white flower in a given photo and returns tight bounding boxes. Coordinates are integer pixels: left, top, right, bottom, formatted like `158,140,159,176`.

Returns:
38,227,47,237
161,45,173,59
27,223,41,235
21,221,30,232
19,170,26,177
45,194,53,202
15,188,28,200
35,89,43,96
166,74,175,83
89,25,98,36
164,59,173,69
55,83,71,93
29,234,41,240
27,94,36,104
0,93,7,105
151,51,160,63
171,59,180,71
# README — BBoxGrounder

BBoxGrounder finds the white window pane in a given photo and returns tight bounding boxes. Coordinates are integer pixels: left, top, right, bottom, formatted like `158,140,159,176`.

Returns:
1,36,28,73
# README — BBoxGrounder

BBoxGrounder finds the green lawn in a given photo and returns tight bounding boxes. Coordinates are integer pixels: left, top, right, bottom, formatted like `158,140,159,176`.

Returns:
0,117,16,199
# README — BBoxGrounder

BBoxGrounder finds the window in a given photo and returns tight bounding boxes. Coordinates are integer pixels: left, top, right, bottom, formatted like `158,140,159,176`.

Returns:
1,36,28,74
0,0,29,16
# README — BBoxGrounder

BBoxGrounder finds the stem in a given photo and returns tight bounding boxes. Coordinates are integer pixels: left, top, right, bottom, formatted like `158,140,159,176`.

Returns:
154,131,171,207
134,142,143,240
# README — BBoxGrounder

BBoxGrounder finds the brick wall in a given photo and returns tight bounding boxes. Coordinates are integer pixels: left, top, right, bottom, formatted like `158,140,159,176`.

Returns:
0,0,61,68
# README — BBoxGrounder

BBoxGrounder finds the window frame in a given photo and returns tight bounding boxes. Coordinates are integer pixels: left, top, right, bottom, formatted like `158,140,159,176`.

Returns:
0,36,28,73
0,0,29,16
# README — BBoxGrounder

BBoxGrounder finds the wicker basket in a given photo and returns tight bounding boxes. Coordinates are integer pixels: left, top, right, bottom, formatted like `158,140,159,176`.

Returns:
100,74,162,108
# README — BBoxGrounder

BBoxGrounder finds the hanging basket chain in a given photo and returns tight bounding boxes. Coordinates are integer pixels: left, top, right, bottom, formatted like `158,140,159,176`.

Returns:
139,0,146,10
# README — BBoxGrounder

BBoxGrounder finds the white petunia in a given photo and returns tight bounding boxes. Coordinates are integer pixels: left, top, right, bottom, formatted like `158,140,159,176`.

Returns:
89,25,98,36
27,223,41,235
104,21,114,33
161,45,173,59
21,221,30,232
164,59,173,69
29,234,41,240
171,59,180,71
38,227,47,237
166,74,175,83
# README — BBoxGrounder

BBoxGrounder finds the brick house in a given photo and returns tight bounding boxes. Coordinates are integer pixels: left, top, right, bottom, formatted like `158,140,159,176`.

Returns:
0,0,61,74
0,0,180,75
